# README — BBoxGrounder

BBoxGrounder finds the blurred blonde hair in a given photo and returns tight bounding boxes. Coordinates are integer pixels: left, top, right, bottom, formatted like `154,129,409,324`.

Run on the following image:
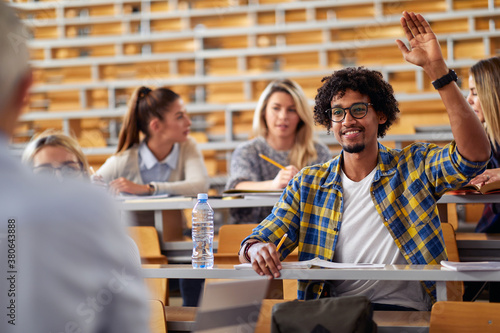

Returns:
252,79,318,169
0,2,30,111
22,130,90,177
470,57,500,150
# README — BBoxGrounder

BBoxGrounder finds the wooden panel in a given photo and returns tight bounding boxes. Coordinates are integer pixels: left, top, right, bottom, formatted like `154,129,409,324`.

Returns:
51,45,115,59
206,82,245,103
186,0,245,9
151,39,196,53
205,57,239,76
18,9,57,20
429,18,469,34
150,2,170,12
32,26,58,39
66,23,123,38
382,1,447,16
399,99,446,114
34,66,92,84
453,0,489,10
46,91,81,111
332,24,401,41
123,3,142,14
191,13,250,29
475,16,500,31
291,77,323,99
281,52,320,71
65,5,115,18
285,9,307,23
286,31,323,45
316,4,374,20
257,11,276,25
151,18,183,32
256,34,278,47
204,35,248,49
388,71,418,94
454,39,485,60
429,302,500,333
357,45,407,65
247,55,277,72
86,89,108,109
178,60,196,76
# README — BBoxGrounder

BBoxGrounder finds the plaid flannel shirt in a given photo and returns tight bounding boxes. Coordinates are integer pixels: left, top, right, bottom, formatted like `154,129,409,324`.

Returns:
243,141,488,302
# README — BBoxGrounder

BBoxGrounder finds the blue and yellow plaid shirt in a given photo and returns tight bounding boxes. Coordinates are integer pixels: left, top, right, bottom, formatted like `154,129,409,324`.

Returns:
243,141,488,302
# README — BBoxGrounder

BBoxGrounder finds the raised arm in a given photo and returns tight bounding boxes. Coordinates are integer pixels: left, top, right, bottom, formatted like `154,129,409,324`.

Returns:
396,11,490,162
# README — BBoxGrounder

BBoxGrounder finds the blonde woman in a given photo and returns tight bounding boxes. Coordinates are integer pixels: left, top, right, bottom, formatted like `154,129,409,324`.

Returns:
226,79,331,223
463,56,500,303
466,57,500,234
22,130,90,181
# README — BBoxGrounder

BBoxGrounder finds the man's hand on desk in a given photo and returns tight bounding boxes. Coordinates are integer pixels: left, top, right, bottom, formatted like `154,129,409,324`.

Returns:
241,241,283,278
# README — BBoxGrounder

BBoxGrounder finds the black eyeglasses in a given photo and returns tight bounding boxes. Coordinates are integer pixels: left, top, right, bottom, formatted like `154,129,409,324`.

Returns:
33,162,83,179
325,102,373,123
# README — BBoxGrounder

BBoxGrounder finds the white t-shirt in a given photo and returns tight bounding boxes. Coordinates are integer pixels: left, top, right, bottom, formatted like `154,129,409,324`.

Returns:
332,167,431,311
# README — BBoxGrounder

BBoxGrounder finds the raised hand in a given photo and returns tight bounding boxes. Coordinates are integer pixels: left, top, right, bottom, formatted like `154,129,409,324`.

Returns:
395,11,446,78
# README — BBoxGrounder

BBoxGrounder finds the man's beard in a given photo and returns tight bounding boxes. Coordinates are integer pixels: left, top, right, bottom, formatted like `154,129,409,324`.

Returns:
343,143,365,153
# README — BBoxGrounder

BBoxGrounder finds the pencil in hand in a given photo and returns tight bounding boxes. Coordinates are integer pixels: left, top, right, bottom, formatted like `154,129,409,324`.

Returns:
276,233,288,252
259,154,286,170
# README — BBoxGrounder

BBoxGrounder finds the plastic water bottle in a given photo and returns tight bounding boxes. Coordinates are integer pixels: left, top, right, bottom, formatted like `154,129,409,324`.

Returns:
191,193,214,269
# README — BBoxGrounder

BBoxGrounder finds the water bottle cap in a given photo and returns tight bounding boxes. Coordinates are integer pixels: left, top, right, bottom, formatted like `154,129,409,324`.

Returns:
197,193,208,200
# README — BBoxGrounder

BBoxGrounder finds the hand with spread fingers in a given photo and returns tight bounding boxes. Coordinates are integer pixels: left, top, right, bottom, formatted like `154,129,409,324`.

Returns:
395,11,447,79
469,169,500,187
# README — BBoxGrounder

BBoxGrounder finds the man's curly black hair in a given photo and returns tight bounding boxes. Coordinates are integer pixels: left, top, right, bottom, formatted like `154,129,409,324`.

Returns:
314,67,399,138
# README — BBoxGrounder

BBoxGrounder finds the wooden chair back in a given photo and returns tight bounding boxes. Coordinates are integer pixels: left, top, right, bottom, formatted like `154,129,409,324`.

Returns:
441,223,463,301
429,301,500,332
149,299,167,333
216,223,258,257
128,226,169,305
128,226,168,264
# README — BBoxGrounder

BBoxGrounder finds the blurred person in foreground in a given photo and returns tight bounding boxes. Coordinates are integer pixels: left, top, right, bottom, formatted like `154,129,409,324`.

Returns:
0,3,150,332
239,12,491,310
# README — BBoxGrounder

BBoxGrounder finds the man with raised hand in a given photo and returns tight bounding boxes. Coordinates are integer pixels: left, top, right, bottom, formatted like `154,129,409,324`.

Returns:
239,12,490,311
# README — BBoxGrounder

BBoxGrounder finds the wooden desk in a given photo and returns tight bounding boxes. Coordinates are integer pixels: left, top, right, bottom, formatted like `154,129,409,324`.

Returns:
142,264,500,302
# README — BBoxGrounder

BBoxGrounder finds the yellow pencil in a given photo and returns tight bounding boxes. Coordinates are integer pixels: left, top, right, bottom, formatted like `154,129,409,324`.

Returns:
276,233,288,252
259,154,286,170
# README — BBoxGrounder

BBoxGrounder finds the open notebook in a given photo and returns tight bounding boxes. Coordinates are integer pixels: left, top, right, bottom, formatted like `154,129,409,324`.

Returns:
193,279,270,333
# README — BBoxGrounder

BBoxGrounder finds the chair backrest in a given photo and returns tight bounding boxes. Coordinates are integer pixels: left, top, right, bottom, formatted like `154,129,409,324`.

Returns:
441,223,463,301
128,226,163,258
128,226,169,305
429,301,500,332
442,223,459,262
217,223,259,254
149,299,167,333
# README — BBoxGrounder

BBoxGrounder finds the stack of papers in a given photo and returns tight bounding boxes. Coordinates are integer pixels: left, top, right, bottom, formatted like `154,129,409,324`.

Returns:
235,257,385,269
441,260,500,271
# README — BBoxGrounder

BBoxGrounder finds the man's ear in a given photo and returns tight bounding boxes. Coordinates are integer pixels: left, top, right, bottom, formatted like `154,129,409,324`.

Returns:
378,112,387,125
